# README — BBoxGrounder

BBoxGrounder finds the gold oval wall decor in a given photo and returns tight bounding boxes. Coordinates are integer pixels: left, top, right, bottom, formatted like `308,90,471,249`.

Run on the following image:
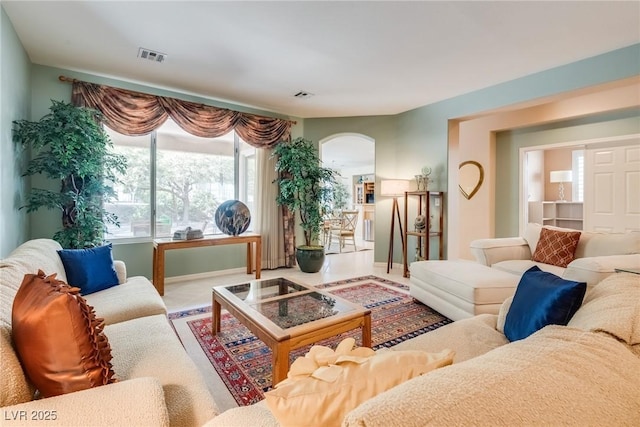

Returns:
458,160,484,200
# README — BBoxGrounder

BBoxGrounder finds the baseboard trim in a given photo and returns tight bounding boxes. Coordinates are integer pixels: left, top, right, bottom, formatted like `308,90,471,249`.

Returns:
165,267,248,284
373,261,405,270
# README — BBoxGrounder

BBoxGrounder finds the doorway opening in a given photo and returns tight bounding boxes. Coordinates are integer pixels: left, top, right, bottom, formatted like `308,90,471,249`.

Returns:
520,133,640,233
320,133,375,253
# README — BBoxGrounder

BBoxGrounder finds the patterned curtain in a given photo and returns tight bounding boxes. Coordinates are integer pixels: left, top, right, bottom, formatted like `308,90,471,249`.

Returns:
71,81,291,147
255,148,289,269
71,79,295,264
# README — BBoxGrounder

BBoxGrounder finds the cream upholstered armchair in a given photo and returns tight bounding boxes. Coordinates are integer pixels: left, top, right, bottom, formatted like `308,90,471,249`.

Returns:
327,210,359,253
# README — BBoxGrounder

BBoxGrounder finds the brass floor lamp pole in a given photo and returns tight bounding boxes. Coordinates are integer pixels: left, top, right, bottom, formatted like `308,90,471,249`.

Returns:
387,196,406,274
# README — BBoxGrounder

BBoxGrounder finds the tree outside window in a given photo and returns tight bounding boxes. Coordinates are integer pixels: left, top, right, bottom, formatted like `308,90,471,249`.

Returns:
105,119,254,239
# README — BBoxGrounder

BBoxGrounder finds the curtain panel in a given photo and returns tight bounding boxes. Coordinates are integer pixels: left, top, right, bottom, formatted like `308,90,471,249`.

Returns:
71,81,292,147
256,149,291,268
71,80,296,268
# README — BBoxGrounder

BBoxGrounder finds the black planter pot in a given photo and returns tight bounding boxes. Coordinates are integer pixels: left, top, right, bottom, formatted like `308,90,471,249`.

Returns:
295,246,325,273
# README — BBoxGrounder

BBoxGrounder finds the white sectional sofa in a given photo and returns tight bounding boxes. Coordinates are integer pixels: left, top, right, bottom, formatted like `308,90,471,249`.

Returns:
206,271,640,426
1,239,218,426
409,223,640,320
470,223,640,286
409,260,520,321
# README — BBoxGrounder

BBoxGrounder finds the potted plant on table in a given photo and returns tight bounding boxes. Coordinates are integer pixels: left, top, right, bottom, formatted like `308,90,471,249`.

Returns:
13,100,127,248
273,137,338,273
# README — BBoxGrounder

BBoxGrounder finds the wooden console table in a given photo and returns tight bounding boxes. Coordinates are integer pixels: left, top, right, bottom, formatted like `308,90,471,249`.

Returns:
152,233,261,295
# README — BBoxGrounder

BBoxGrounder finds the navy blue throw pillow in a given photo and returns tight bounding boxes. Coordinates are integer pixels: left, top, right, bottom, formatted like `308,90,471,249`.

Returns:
504,266,586,342
57,244,119,295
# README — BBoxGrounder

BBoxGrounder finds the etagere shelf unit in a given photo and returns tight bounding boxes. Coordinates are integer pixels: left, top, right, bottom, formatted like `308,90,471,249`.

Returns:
403,191,444,277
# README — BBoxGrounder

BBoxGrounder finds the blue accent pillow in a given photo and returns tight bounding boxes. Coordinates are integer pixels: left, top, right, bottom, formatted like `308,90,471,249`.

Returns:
57,244,119,295
504,266,586,342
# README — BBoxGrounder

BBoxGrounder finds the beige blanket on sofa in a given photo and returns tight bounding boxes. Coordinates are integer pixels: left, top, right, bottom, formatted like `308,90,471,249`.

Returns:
344,326,640,426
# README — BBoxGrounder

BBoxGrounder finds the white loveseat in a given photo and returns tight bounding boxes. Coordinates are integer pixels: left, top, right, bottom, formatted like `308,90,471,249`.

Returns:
1,239,218,426
206,271,640,426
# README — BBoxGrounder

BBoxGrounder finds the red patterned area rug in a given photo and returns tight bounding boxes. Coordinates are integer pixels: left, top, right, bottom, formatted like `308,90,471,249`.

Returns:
168,275,451,407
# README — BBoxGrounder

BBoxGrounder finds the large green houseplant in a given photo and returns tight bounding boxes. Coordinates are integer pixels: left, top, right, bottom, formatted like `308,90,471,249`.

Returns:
273,137,337,273
13,100,127,248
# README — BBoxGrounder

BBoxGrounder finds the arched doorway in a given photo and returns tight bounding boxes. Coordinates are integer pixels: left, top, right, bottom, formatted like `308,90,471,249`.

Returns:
320,133,375,250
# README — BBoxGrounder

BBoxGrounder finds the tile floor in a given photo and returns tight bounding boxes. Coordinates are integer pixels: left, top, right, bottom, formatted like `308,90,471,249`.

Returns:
161,240,411,312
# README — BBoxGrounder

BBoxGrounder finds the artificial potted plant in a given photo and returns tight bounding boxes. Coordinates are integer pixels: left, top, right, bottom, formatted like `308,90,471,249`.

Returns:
13,100,127,248
273,137,337,273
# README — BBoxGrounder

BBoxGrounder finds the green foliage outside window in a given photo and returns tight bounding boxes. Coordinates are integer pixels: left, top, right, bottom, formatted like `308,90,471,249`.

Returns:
155,150,233,225
330,180,350,211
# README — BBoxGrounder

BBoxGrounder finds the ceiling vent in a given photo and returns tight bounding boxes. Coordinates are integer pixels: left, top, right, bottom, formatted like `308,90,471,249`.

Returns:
293,91,314,99
138,47,167,63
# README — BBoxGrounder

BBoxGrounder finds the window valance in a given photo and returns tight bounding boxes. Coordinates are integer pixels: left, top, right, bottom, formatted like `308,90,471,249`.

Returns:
70,80,292,147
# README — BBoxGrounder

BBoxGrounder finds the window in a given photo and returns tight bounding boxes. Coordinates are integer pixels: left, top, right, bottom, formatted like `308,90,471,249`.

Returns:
572,149,584,202
105,119,255,240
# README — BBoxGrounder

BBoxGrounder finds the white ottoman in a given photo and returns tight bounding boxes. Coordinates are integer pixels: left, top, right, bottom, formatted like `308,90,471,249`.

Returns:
409,260,520,321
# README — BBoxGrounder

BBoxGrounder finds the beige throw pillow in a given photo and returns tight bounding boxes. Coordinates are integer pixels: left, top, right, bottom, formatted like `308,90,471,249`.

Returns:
0,326,35,406
264,338,454,427
497,295,514,334
568,272,640,345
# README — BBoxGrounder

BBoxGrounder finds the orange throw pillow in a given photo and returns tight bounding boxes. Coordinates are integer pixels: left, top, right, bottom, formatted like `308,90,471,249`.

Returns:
532,227,581,268
12,270,116,398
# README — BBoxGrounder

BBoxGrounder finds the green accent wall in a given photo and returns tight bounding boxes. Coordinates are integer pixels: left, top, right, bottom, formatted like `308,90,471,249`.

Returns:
303,116,398,263
306,44,640,262
0,7,30,257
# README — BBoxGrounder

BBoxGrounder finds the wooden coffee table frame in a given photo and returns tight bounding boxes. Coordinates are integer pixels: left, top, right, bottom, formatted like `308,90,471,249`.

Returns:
212,280,371,386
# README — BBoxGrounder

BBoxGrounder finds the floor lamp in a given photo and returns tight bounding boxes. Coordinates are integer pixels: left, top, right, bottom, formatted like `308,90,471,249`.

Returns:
381,179,410,274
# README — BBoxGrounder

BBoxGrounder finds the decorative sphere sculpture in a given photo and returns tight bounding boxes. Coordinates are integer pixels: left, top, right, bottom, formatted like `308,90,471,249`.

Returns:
215,200,251,236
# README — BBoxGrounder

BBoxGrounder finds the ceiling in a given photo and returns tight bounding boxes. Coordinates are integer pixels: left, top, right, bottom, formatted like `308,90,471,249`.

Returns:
4,1,639,119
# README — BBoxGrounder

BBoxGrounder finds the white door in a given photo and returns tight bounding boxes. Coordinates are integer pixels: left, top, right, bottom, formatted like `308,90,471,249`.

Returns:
584,141,640,232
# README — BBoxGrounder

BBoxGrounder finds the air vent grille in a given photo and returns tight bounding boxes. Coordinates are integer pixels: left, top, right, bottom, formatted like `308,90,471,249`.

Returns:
138,47,167,63
293,91,314,99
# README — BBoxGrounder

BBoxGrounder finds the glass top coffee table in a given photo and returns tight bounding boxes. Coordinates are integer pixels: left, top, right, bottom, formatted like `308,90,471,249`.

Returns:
212,277,371,385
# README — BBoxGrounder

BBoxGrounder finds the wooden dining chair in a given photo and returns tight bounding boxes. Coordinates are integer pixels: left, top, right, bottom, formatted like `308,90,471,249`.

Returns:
328,210,359,252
